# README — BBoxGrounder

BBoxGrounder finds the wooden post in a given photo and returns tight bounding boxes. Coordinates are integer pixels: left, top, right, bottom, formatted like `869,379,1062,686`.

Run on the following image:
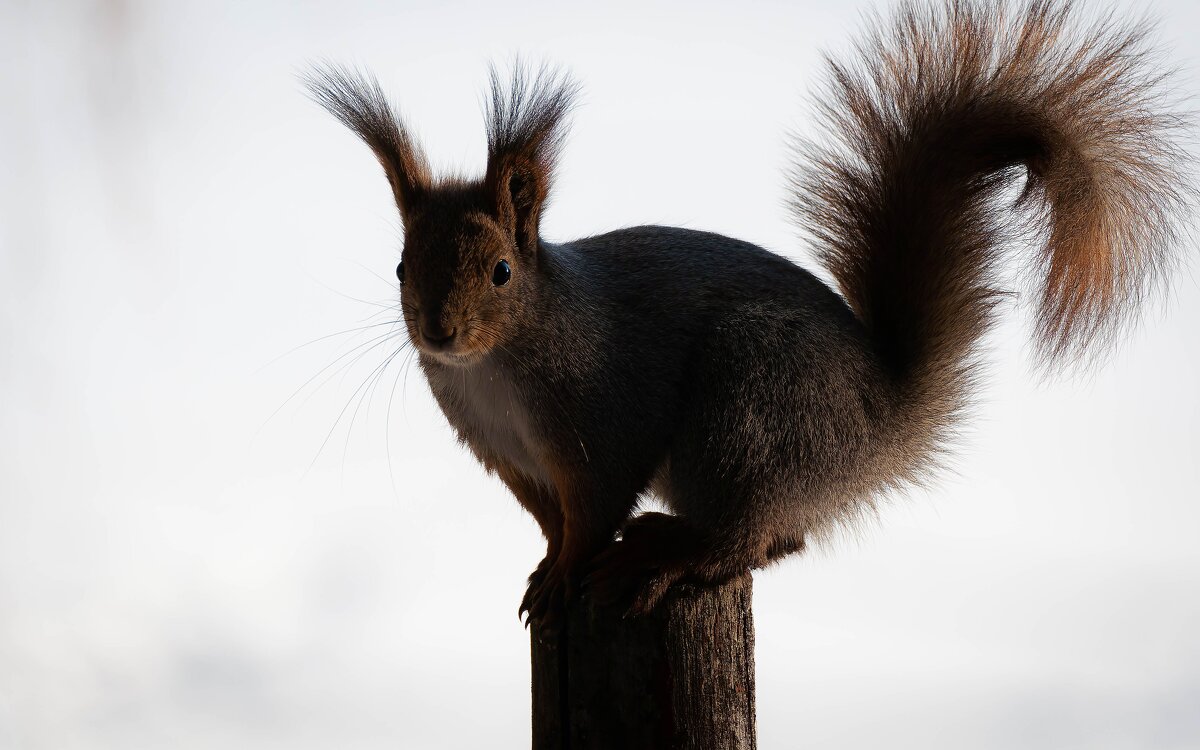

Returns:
531,574,756,749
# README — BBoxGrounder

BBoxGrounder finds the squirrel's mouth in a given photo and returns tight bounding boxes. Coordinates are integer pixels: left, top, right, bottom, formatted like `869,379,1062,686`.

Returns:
419,330,457,351
406,313,494,366
414,332,489,366
421,347,486,367
410,314,464,359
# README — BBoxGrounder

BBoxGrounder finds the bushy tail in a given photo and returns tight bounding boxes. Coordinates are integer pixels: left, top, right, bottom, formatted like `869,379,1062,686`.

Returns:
791,0,1193,479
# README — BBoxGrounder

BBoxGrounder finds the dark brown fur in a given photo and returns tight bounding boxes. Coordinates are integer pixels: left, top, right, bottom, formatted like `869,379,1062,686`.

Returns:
305,0,1192,629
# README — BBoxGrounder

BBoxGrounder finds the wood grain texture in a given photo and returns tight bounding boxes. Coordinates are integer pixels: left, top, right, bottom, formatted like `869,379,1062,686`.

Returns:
531,575,755,750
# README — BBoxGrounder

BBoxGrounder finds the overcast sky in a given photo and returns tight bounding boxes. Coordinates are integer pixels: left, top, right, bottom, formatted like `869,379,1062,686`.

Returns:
2,0,1199,748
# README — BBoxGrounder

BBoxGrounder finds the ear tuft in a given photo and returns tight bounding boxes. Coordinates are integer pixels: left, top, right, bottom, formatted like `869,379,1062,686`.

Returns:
483,61,580,252
303,63,431,220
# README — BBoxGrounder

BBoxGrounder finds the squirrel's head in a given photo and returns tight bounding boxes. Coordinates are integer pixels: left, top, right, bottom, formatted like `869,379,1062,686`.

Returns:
306,63,578,365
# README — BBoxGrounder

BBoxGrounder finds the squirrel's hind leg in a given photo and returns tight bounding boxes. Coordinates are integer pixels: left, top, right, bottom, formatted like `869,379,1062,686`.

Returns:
581,299,864,613
583,511,790,615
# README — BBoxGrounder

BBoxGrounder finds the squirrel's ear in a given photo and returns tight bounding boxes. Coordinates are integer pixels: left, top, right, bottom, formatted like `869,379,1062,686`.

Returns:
304,64,431,221
483,63,579,255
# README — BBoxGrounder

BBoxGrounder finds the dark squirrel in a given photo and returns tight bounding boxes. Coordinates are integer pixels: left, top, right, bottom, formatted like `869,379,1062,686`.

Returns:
306,0,1193,630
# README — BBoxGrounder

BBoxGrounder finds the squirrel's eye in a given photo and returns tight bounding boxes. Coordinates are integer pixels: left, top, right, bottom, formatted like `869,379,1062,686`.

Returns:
492,259,511,287
396,261,404,285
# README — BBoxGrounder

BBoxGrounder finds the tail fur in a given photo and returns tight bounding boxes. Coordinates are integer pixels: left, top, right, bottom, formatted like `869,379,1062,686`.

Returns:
791,0,1193,481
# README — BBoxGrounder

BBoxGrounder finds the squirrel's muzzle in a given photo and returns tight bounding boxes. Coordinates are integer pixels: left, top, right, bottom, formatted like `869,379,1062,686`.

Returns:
418,315,458,351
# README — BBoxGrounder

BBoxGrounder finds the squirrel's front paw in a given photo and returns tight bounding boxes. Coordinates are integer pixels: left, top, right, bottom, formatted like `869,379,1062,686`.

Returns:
522,564,575,638
518,555,555,621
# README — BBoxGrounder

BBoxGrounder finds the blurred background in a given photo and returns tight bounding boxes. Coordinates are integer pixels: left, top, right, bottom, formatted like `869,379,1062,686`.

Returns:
2,0,1198,747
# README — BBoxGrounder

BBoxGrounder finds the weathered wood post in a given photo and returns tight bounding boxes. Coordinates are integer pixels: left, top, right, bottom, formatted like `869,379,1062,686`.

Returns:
530,574,756,749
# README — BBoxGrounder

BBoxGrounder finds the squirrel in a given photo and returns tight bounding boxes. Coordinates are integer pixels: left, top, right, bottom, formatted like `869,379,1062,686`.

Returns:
306,0,1193,632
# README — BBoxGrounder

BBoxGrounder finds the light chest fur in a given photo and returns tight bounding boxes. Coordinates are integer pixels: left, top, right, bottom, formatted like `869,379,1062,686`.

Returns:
422,355,552,487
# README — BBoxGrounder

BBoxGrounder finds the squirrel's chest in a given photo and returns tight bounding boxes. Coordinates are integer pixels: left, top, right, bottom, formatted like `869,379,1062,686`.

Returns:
427,361,550,484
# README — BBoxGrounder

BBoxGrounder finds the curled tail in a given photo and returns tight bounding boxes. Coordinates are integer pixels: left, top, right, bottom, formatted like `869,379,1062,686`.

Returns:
791,0,1193,481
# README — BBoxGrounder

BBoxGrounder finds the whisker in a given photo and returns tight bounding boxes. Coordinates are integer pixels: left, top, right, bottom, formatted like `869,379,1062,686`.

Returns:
384,349,410,499
259,326,403,439
339,341,410,477
256,318,404,374
309,338,410,475
352,259,403,292
401,345,420,414
308,272,402,311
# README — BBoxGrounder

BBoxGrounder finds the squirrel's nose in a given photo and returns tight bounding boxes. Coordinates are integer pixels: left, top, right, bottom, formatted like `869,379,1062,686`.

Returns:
419,318,457,347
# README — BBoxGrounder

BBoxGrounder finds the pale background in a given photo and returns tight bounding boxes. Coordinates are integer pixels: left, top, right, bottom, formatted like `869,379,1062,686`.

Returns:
2,0,1198,748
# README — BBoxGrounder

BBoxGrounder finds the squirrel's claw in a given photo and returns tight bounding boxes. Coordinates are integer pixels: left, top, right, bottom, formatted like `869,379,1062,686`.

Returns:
583,512,699,615
584,543,676,615
522,561,576,638
519,554,556,624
